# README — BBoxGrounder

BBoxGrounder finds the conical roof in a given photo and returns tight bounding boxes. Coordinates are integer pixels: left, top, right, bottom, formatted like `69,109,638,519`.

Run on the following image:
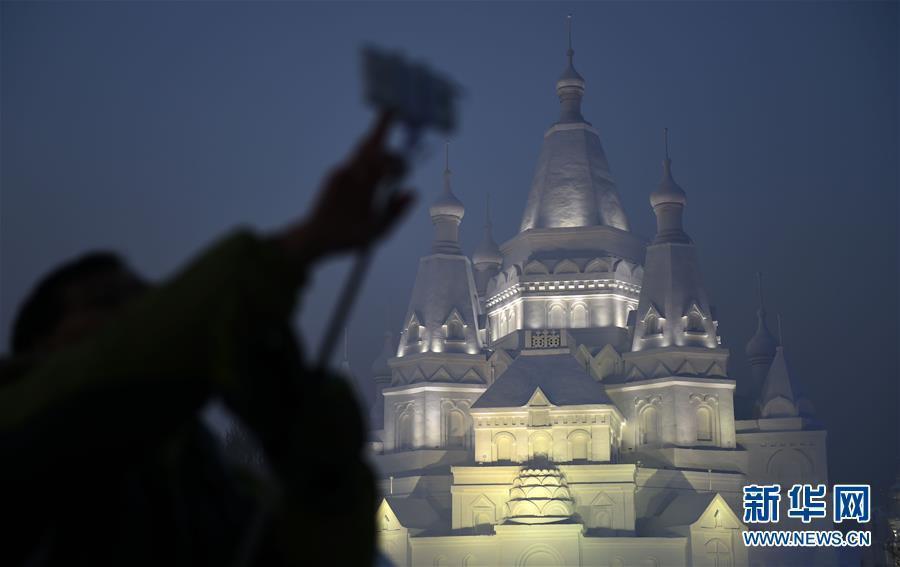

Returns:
650,158,687,208
745,274,778,360
519,17,630,232
472,199,502,266
746,309,778,360
758,346,799,418
430,165,465,220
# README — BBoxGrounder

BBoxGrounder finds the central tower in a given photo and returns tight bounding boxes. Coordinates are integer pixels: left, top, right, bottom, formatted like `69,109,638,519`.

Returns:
519,15,629,232
484,17,645,351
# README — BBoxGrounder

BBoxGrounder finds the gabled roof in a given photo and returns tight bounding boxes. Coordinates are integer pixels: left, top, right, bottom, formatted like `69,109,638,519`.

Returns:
653,492,743,529
378,497,440,531
654,493,717,527
471,353,613,409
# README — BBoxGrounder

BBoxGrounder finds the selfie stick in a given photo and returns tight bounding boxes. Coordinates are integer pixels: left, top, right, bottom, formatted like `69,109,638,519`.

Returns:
315,132,419,371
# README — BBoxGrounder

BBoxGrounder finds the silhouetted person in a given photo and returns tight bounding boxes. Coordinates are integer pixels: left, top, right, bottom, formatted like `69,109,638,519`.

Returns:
0,112,413,566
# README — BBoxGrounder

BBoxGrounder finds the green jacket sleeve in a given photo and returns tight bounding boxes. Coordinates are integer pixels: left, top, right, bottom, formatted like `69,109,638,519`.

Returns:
0,229,306,478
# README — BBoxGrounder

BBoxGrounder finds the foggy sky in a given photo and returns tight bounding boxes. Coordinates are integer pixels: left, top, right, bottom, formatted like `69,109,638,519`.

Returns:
2,2,897,497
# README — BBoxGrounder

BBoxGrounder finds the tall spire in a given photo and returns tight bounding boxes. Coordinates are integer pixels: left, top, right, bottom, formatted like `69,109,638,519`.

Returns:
649,129,690,244
777,313,784,347
429,140,465,253
664,127,670,160
745,272,779,397
632,134,721,355
473,193,502,267
556,14,585,123
757,315,801,419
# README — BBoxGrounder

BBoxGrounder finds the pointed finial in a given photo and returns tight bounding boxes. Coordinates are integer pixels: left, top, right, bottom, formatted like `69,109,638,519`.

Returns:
566,14,574,63
664,128,670,160
444,139,450,173
777,314,784,347
756,272,766,312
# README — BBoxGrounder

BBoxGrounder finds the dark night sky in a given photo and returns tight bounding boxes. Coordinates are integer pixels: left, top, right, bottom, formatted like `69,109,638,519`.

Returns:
2,2,898,496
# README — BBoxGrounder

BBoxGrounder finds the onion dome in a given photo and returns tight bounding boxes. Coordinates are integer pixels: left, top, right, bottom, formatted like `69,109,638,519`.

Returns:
504,465,576,525
746,309,778,361
746,273,778,360
430,143,465,254
429,144,465,220
429,182,465,220
746,314,778,359
650,157,688,208
556,15,586,123
473,197,502,267
649,130,691,245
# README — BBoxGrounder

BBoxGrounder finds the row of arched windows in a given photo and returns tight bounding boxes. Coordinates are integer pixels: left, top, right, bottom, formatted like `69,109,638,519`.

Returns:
642,306,706,338
492,430,592,462
637,403,718,446
395,403,471,451
548,303,588,328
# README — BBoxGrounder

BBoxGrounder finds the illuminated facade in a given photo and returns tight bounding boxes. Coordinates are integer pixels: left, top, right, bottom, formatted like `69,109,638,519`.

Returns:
368,28,834,567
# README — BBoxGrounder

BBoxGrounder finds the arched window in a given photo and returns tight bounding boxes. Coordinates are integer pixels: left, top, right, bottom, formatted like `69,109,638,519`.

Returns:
473,513,492,533
531,432,552,459
696,406,713,442
446,409,466,447
686,307,705,333
495,433,515,462
548,304,566,329
705,538,732,567
446,319,464,341
640,405,660,445
569,430,590,461
571,304,588,328
397,411,414,450
766,448,813,485
645,313,662,336
407,321,420,343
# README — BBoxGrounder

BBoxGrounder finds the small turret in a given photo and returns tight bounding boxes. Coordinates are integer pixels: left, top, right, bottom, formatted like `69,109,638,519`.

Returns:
430,142,465,254
631,131,721,354
757,316,807,419
398,144,483,358
473,196,503,298
556,14,586,123
472,196,502,268
650,129,690,245
758,346,799,418
745,272,778,393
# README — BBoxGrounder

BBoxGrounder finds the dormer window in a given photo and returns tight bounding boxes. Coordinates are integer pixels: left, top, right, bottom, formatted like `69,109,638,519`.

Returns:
443,310,466,342
646,314,662,335
642,306,664,337
447,320,464,340
406,314,423,345
684,303,706,335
